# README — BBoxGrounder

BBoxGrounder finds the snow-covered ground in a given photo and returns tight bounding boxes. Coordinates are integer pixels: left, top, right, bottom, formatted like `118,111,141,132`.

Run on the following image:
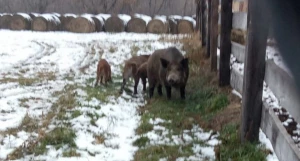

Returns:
0,30,221,161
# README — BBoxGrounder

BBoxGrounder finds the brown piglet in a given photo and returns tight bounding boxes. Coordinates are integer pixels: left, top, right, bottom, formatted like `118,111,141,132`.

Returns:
95,59,112,87
120,54,150,94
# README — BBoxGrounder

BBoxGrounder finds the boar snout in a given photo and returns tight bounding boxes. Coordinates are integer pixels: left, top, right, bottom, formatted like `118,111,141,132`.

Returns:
167,74,180,85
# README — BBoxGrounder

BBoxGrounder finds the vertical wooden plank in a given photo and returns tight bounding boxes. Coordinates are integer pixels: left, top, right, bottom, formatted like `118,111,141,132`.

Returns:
219,0,232,86
206,0,211,58
241,0,270,143
195,0,200,32
201,0,206,46
210,0,219,71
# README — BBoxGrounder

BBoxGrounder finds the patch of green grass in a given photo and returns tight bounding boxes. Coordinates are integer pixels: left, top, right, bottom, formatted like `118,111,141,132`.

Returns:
33,127,76,155
134,145,194,161
109,46,117,53
0,77,39,86
135,113,153,135
71,110,81,118
62,149,81,157
218,124,267,161
37,71,56,81
133,136,150,148
83,79,122,102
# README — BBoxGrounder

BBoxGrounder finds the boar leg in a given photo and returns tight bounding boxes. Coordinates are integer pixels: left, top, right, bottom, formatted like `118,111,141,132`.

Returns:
180,86,186,99
165,85,172,99
141,77,147,92
157,84,163,96
100,76,104,85
95,74,100,87
149,81,156,98
133,76,140,95
120,78,127,93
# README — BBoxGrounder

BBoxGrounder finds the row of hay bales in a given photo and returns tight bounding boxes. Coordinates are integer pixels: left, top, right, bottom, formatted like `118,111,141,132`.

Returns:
0,13,197,34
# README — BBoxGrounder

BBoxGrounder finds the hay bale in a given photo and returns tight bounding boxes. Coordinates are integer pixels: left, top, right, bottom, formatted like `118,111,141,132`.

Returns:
32,14,61,31
127,14,151,33
0,14,12,29
95,14,110,31
104,15,129,32
60,14,77,31
177,16,196,34
147,15,169,34
168,15,182,34
68,15,96,33
92,17,104,32
10,13,32,31
84,14,104,32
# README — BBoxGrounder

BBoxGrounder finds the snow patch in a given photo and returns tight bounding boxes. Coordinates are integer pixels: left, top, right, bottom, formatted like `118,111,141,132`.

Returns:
81,14,95,24
183,16,196,28
16,13,32,21
154,15,167,24
118,14,131,25
97,14,111,21
134,13,152,24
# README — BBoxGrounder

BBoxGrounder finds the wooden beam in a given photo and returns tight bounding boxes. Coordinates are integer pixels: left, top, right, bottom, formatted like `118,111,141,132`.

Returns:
195,0,200,32
219,0,232,86
201,0,206,46
240,0,270,143
206,0,211,58
210,0,219,71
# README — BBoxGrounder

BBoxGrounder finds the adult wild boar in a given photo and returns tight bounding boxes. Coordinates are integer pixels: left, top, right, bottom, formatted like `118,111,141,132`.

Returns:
120,54,150,94
137,62,148,92
147,47,189,99
95,59,112,86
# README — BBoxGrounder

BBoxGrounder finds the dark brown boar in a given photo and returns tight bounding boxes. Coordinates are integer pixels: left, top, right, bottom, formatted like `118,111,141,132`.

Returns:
147,47,189,99
95,59,112,87
137,62,148,92
120,54,150,94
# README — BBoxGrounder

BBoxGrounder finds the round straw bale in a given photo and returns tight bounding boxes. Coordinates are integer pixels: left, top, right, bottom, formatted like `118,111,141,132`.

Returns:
10,13,31,31
177,19,194,34
68,16,95,33
147,17,169,34
91,17,104,32
0,14,12,29
104,15,125,32
60,14,76,31
126,17,147,33
32,14,60,31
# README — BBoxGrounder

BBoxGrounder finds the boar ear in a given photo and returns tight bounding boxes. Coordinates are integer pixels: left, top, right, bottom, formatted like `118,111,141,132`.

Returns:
160,58,169,68
181,58,189,68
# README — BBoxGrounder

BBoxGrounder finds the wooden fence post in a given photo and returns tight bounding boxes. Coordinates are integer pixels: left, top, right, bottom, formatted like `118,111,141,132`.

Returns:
196,0,200,32
219,0,232,86
206,0,211,58
201,0,206,47
241,0,270,143
210,0,219,71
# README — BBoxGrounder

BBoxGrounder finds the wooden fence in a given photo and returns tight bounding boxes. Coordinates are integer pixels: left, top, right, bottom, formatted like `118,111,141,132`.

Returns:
0,13,196,34
196,0,300,160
